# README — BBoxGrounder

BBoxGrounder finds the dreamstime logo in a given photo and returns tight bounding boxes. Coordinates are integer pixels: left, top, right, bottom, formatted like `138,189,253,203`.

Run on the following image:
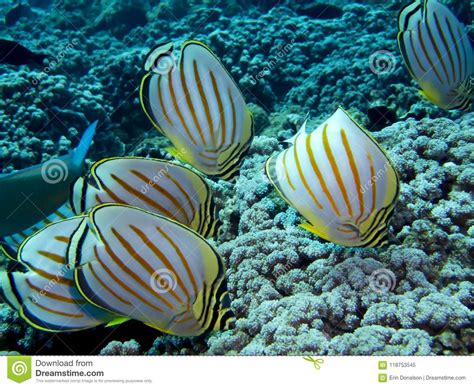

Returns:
249,39,295,85
369,268,396,294
150,269,178,294
360,162,389,194
369,50,397,76
140,148,187,194
151,51,177,75
11,361,28,376
41,159,69,184
303,356,324,370
7,356,32,383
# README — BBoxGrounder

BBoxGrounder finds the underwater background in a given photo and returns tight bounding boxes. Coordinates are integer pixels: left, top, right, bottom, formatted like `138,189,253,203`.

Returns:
0,0,473,355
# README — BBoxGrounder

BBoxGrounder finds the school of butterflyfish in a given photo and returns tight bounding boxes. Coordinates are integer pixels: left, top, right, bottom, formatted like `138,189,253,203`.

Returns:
0,157,234,334
0,0,471,334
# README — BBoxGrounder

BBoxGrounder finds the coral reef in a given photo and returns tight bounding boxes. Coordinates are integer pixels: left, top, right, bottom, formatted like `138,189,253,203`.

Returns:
148,113,474,356
0,304,52,354
0,0,472,356
99,340,142,356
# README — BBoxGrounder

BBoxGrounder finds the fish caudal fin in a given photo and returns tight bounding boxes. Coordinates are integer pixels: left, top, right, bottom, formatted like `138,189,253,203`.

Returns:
72,121,98,168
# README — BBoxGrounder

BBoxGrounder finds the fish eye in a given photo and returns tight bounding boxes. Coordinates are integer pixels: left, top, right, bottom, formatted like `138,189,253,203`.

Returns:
151,51,176,75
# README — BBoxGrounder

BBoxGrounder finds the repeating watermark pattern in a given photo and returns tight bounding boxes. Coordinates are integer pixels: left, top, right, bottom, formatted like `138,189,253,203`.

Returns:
269,260,296,286
140,166,171,194
457,76,474,99
150,269,178,294
30,264,73,304
41,159,69,184
151,51,177,75
369,50,397,76
140,148,187,194
7,356,32,383
369,268,397,294
31,38,80,85
360,162,389,194
303,356,324,370
249,39,296,85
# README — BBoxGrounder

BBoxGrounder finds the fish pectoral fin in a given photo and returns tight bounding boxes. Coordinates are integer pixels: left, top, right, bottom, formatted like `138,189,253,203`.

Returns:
165,146,187,163
105,316,130,328
299,222,331,242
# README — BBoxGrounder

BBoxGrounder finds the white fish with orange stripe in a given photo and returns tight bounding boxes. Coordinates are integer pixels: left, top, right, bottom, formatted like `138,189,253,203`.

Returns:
69,204,235,336
71,157,219,238
397,0,473,110
140,40,254,180
266,107,400,248
0,217,117,332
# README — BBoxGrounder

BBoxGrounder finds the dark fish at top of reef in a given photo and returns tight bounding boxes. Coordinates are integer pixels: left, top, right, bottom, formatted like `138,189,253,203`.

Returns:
296,3,343,19
0,39,49,67
4,0,29,27
367,106,397,131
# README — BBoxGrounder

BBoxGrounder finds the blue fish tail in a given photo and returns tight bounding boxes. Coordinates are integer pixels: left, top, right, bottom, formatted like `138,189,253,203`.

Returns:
72,120,98,168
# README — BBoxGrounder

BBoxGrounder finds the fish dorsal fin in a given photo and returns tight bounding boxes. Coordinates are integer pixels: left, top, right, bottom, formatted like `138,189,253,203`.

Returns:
143,42,175,73
284,119,309,145
398,0,423,31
